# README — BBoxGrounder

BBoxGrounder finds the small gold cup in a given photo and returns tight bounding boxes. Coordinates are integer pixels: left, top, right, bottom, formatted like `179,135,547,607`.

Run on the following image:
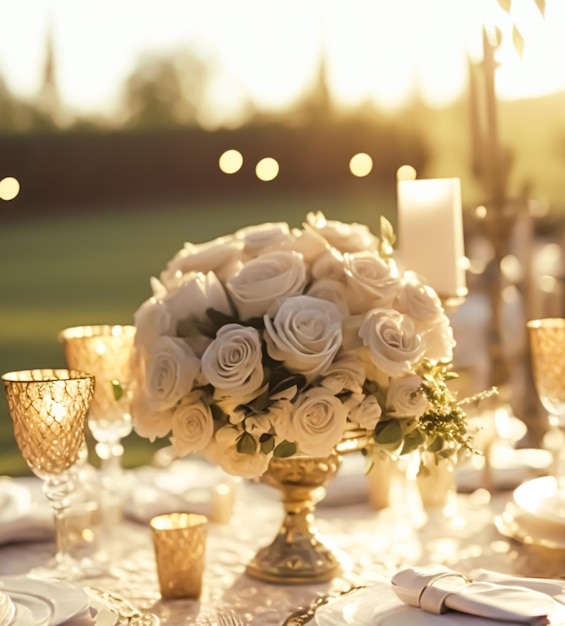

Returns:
150,513,207,600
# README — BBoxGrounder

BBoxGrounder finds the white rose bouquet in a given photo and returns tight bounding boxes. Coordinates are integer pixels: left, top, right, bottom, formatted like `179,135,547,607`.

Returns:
130,211,471,478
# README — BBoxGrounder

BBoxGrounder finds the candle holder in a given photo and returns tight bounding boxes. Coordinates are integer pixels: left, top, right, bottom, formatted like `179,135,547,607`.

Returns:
2,368,94,580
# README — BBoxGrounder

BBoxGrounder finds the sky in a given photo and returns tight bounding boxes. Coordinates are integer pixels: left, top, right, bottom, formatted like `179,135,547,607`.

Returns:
0,0,562,126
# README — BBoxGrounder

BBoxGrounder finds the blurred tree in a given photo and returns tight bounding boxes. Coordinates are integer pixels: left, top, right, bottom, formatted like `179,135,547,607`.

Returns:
122,49,209,129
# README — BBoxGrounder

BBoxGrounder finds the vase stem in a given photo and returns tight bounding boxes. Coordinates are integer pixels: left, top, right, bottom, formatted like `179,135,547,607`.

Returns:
246,454,342,584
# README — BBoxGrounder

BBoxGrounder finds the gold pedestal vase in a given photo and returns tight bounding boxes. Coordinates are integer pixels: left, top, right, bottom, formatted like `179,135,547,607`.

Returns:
245,453,343,584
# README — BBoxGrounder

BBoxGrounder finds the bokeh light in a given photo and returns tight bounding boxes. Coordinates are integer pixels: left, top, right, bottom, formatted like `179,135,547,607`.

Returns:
0,177,20,201
255,157,279,182
219,149,243,174
349,153,373,177
396,165,417,181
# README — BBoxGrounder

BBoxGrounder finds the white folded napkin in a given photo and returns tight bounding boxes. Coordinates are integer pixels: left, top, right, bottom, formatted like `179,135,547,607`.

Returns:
0,479,53,545
391,565,559,625
0,591,15,626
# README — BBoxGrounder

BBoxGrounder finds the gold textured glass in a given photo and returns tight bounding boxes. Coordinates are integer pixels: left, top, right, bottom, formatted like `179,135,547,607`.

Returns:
528,318,565,487
59,325,136,509
150,513,207,599
2,368,94,579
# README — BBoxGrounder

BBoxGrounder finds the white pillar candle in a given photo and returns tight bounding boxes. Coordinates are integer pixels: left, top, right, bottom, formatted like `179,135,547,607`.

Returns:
397,177,467,298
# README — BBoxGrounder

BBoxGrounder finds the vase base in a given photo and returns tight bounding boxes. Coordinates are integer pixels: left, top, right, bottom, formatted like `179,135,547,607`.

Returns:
245,536,341,584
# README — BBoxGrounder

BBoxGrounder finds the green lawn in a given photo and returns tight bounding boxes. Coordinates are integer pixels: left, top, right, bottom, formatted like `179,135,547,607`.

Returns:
0,189,395,475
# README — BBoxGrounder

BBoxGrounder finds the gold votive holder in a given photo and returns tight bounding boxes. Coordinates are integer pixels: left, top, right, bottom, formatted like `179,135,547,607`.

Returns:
150,512,207,600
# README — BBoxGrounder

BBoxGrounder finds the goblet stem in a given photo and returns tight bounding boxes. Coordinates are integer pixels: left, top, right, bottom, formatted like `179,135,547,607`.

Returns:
41,470,78,576
96,439,126,524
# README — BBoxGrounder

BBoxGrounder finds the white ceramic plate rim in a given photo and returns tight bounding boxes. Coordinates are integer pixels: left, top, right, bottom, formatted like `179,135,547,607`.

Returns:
513,476,565,526
0,576,89,626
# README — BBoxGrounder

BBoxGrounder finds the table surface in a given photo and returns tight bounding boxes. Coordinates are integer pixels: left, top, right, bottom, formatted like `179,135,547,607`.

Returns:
0,467,562,626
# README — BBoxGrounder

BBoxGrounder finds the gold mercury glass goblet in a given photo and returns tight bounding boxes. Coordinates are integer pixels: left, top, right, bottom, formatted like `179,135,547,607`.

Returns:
58,324,136,521
527,318,565,492
2,368,94,580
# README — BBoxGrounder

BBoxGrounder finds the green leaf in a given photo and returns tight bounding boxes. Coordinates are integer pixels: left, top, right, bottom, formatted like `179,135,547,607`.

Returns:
205,307,238,332
399,429,425,456
497,0,511,13
177,317,212,338
374,420,403,445
260,434,276,455
269,368,306,399
428,435,444,453
512,25,525,57
236,432,257,455
534,0,546,17
245,316,266,331
210,403,228,422
244,387,271,413
273,440,297,458
111,380,123,402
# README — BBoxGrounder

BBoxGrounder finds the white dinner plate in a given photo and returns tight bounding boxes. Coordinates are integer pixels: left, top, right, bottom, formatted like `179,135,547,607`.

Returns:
314,581,564,626
0,576,89,626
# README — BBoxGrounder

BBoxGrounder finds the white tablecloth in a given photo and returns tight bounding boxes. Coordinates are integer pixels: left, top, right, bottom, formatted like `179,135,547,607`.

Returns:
0,470,560,625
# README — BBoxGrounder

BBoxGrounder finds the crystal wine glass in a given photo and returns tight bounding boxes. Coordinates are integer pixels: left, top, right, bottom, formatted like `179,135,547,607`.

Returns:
2,368,94,580
58,324,136,519
527,317,565,490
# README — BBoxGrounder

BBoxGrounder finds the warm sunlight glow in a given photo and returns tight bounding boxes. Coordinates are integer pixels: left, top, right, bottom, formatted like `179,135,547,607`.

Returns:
0,177,20,200
0,0,563,122
349,153,373,177
255,157,279,182
219,149,243,174
396,165,417,181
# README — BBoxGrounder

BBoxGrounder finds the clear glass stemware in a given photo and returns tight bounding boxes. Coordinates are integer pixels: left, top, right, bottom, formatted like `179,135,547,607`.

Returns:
527,317,565,491
2,368,94,580
58,324,135,519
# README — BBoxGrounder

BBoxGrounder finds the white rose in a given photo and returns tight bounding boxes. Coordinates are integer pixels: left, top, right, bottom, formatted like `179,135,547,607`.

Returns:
304,211,379,253
264,295,342,382
289,227,329,263
395,272,445,333
226,250,307,320
420,316,455,363
320,353,365,394
144,336,201,411
385,374,428,418
235,222,293,257
267,400,295,442
349,395,382,431
201,324,264,395
133,297,176,347
292,387,348,457
343,251,401,314
170,393,214,456
311,248,346,281
160,235,244,287
306,278,349,317
131,383,173,441
358,308,424,377
163,271,233,329
205,425,271,478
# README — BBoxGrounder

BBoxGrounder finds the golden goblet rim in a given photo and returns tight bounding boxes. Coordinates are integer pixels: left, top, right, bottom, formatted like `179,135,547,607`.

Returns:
2,368,95,384
58,324,136,342
527,318,565,331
